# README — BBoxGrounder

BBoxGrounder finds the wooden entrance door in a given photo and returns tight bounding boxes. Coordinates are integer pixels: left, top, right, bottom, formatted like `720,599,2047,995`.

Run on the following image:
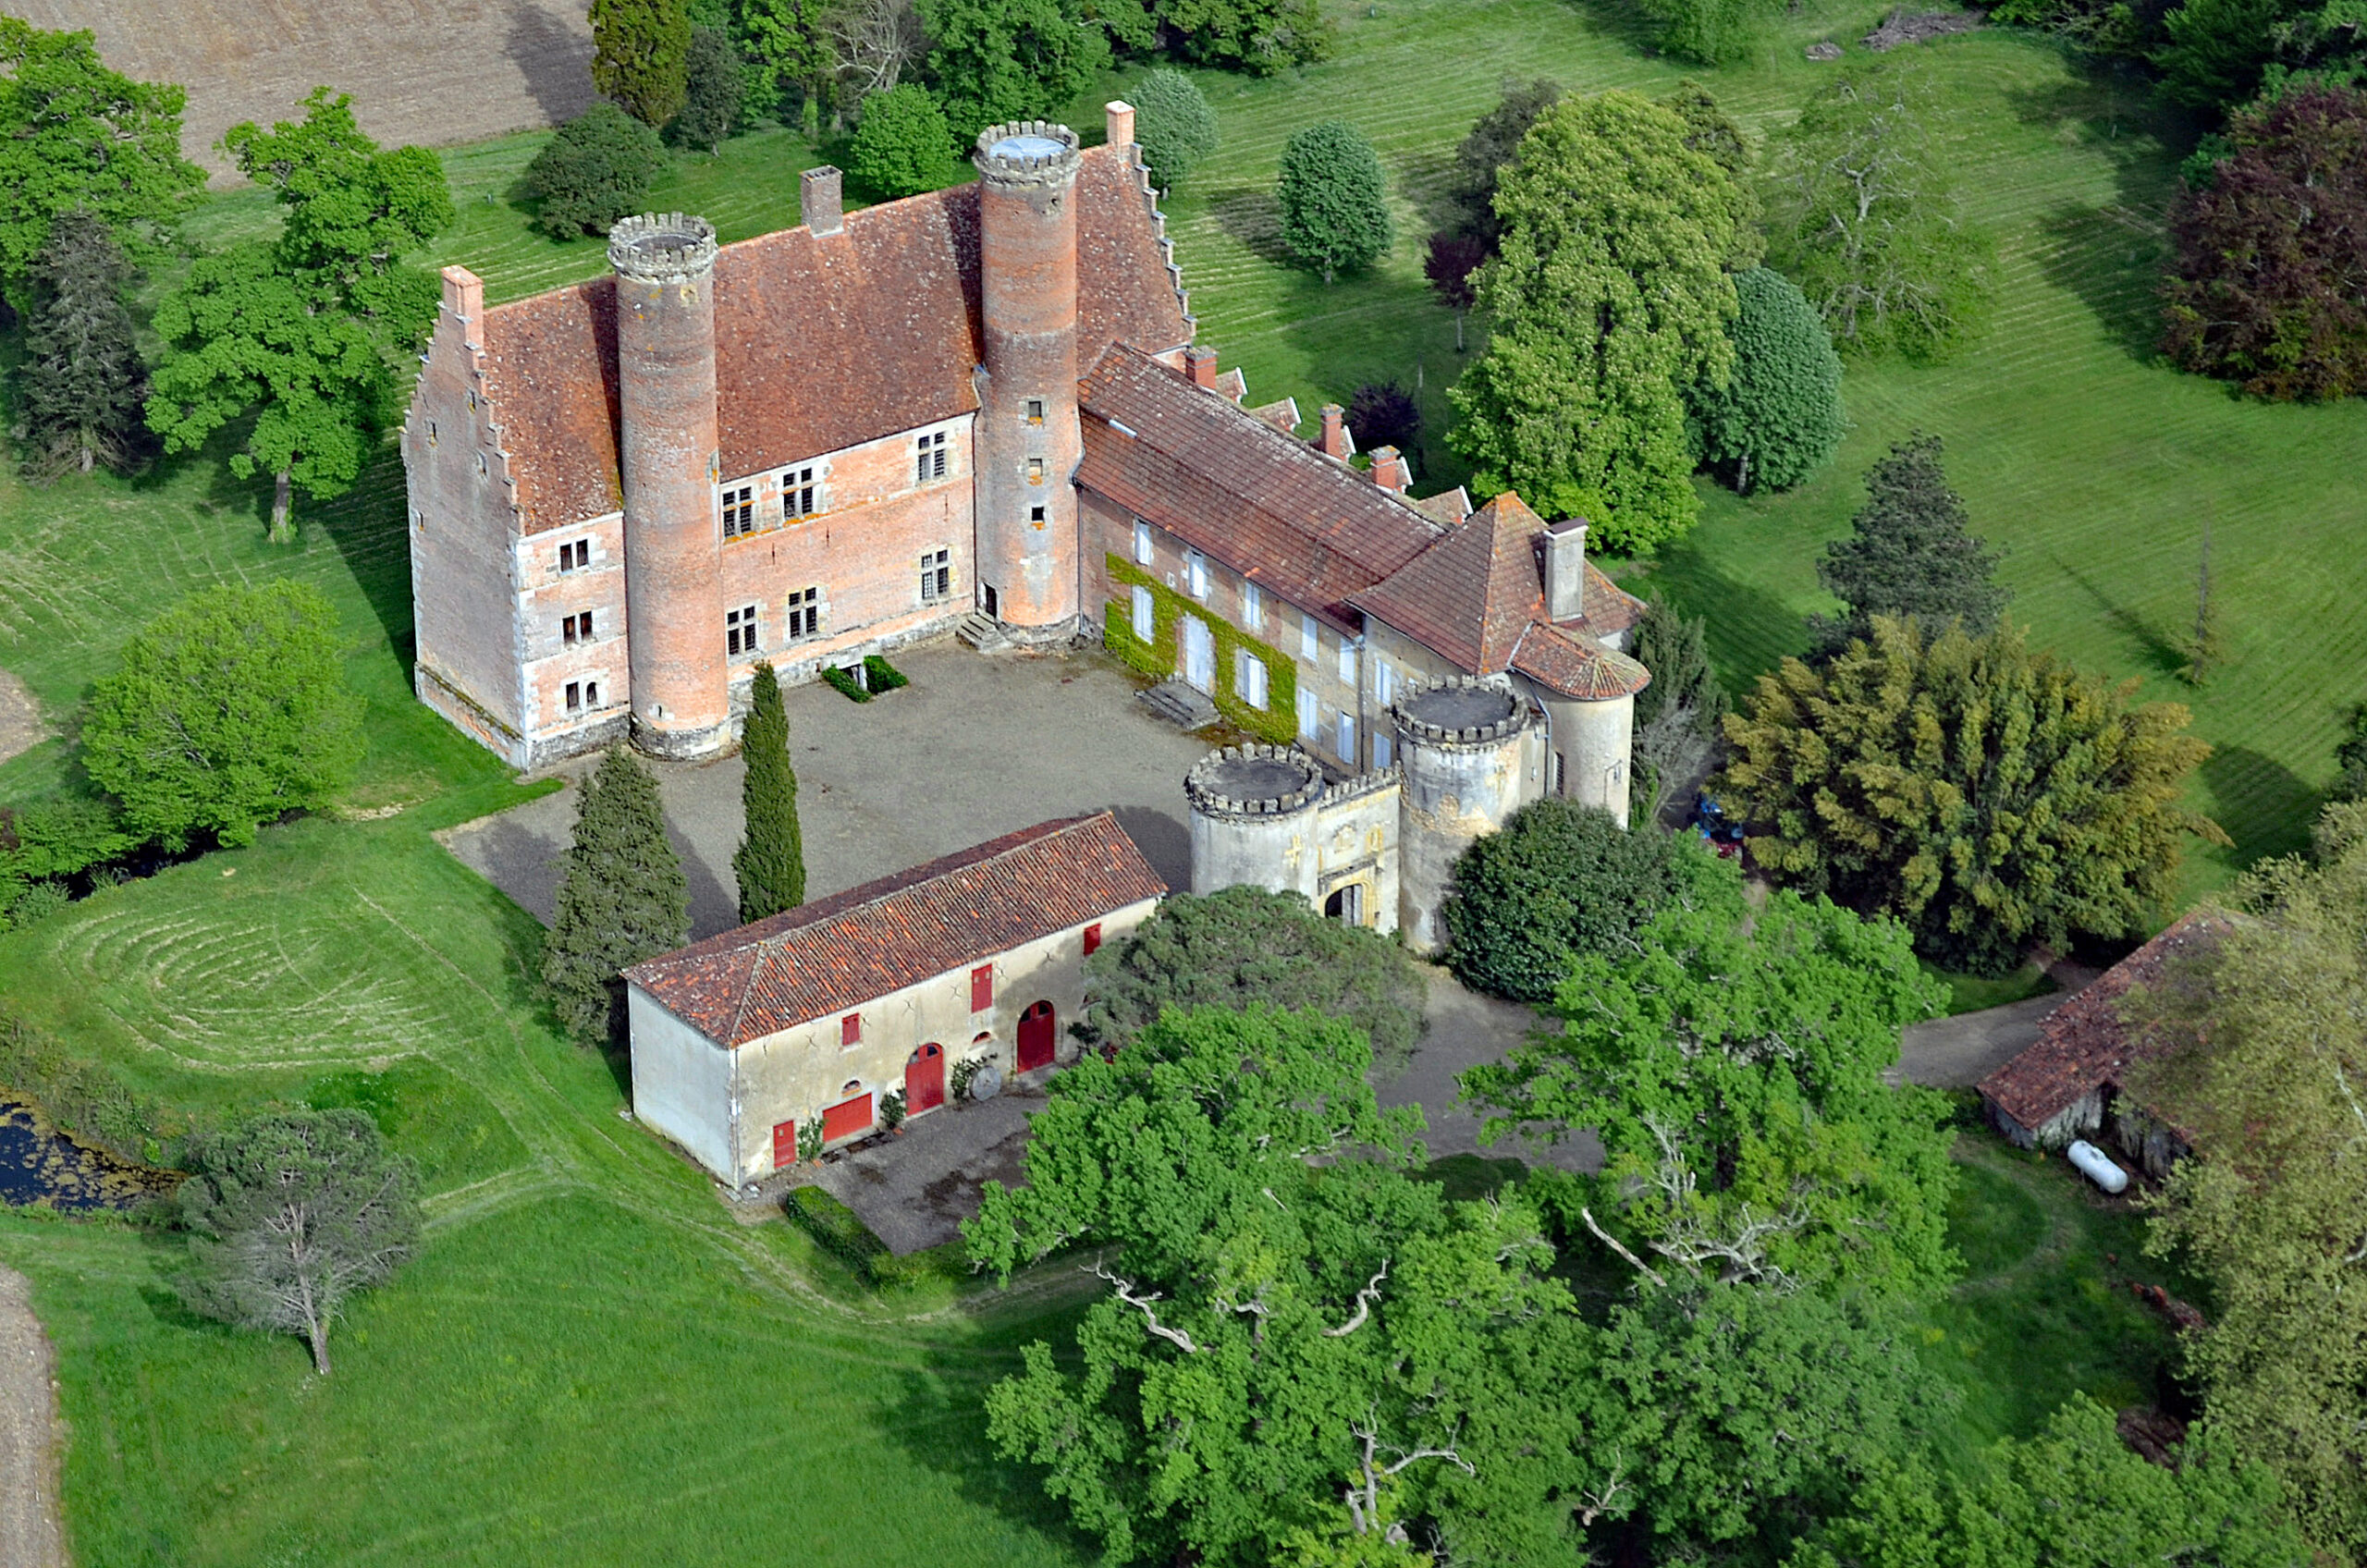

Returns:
1180,615,1214,692
1016,1000,1057,1072
772,1120,798,1170
821,1093,873,1145
906,1044,945,1114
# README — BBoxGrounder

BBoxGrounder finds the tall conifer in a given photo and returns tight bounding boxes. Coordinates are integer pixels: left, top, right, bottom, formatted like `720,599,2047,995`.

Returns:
542,745,689,1043
17,211,149,477
733,662,805,924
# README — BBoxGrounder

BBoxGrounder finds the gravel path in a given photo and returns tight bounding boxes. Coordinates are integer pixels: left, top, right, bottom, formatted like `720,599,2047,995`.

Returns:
0,671,44,769
0,1265,67,1568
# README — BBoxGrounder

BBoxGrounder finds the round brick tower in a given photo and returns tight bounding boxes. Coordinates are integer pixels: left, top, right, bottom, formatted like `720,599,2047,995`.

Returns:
972,122,1084,642
610,213,729,759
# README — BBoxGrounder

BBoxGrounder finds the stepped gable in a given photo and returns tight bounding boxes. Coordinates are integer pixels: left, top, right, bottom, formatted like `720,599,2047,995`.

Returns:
624,813,1167,1047
1077,344,1443,626
480,145,1192,536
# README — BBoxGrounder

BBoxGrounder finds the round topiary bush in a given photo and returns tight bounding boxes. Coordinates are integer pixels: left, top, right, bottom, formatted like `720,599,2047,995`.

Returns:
848,84,958,201
526,102,668,239
1696,266,1846,495
1129,67,1220,190
1441,800,1692,1003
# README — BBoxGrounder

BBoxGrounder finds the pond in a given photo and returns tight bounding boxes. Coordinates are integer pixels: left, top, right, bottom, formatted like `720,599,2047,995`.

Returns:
0,1100,178,1211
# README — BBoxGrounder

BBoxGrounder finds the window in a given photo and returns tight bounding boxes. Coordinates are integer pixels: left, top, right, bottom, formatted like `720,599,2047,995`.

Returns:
1241,582,1262,631
565,680,582,712
558,540,589,572
915,430,947,484
920,548,952,603
1186,550,1209,600
1133,520,1154,565
1338,638,1358,686
781,465,818,519
1083,922,1102,956
727,604,759,656
584,680,599,707
426,421,438,447
1302,613,1319,662
1374,732,1393,768
561,610,594,646
1297,687,1318,739
1337,711,1357,762
840,1014,862,1047
786,586,820,641
722,484,755,538
1024,398,1045,424
1028,504,1046,524
1024,458,1046,485
1375,659,1395,706
1236,648,1269,710
1130,585,1154,642
970,964,994,1012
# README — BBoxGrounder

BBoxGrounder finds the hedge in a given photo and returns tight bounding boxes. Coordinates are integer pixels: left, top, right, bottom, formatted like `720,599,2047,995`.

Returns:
1102,555,1297,745
783,1184,963,1289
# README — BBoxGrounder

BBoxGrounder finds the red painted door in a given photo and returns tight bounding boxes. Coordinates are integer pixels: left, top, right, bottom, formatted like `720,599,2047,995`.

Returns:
821,1094,873,1145
1017,1000,1056,1072
772,1120,797,1170
907,1044,945,1114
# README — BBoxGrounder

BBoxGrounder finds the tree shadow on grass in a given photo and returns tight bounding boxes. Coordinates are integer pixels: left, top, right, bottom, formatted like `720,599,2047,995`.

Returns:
2030,200,2171,361
1640,532,1812,697
1205,180,1293,267
2197,742,2316,867
2053,553,2186,680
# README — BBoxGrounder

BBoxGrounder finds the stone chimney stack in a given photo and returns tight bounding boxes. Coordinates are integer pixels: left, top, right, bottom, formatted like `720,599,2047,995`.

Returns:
1367,446,1410,494
440,265,484,347
802,165,843,236
1106,99,1136,149
1318,402,1351,459
1544,518,1588,623
974,122,1085,640
1185,345,1219,389
609,213,728,758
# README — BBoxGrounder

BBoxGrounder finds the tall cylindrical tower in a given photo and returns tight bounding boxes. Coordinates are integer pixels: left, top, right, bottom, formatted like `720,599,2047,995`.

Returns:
1184,745,1327,906
1392,678,1547,953
610,213,729,759
973,122,1084,642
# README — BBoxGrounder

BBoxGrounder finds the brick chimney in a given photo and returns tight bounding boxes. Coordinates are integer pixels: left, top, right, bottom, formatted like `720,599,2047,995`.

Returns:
802,165,843,236
1545,518,1588,622
440,265,484,347
1318,402,1352,460
1106,99,1136,149
1184,346,1219,389
1367,446,1410,494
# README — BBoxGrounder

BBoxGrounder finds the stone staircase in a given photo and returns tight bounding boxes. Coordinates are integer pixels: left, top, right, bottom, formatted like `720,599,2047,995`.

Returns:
1138,677,1219,730
954,611,1009,651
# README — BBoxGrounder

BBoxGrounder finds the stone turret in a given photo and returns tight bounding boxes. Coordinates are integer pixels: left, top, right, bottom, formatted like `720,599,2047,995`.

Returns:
609,213,728,758
973,122,1085,642
1392,676,1548,951
1184,744,1327,905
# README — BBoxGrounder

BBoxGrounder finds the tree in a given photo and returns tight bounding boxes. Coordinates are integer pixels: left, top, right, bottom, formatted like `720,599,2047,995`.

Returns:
2334,702,2367,802
145,244,393,542
917,0,1110,141
542,745,689,1044
1129,67,1220,190
1076,886,1427,1067
846,84,958,198
1766,60,1998,362
1139,0,1331,73
14,210,149,478
1447,92,1745,552
1631,597,1728,737
1469,859,1958,1302
2162,84,2367,401
822,0,926,107
177,1109,421,1377
2181,518,2224,685
673,24,746,151
1345,381,1418,458
2121,802,2367,1562
1695,267,1846,495
733,662,806,922
1811,435,2006,655
1720,617,2225,974
1442,77,1560,248
1641,0,1773,67
1423,230,1485,349
593,0,693,126
742,0,843,129
1661,79,1762,269
1795,1396,2308,1568
81,581,364,851
968,1006,1592,1565
1273,119,1392,284
0,18,208,311
1439,800,1693,1004
524,102,670,239
2153,0,2365,115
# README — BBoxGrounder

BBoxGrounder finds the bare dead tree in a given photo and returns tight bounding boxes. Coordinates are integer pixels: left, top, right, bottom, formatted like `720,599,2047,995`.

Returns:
1635,1117,1810,1289
1635,699,1712,826
1324,1259,1390,1337
826,0,924,101
1344,1412,1477,1537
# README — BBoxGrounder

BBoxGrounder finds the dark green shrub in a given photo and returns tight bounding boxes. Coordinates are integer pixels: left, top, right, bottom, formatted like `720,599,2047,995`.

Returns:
1696,267,1846,495
1441,800,1693,1003
847,85,958,200
525,103,668,239
861,654,908,692
821,665,871,703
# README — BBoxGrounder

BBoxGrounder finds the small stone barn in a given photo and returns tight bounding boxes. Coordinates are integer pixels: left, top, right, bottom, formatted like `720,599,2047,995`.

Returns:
622,812,1165,1184
1978,912,2228,1178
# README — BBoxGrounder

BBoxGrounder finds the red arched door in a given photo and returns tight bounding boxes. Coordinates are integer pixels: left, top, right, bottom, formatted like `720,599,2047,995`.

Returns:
1017,1000,1057,1072
906,1043,945,1114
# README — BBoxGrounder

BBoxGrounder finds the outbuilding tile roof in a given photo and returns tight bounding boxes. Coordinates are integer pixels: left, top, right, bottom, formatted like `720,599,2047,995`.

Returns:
624,813,1167,1047
481,147,1192,534
1077,344,1444,625
1513,621,1653,700
1978,912,2229,1133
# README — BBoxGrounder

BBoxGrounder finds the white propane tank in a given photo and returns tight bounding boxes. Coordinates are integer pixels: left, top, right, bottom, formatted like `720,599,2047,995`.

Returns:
2067,1139,2129,1194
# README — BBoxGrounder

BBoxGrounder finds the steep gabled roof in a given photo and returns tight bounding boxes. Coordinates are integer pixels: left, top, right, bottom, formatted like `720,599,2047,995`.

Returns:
1076,344,1443,625
623,813,1167,1047
480,146,1192,535
1513,621,1652,700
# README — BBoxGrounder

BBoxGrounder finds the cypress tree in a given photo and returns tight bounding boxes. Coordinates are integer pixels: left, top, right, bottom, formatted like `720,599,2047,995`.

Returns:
733,662,805,924
1811,434,2008,657
17,211,150,478
542,745,689,1043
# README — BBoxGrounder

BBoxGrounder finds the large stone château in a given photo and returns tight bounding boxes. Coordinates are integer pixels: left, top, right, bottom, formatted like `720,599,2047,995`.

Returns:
402,101,1652,846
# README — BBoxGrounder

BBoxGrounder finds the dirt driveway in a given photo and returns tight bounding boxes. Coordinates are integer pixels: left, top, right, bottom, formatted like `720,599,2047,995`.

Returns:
0,1265,66,1568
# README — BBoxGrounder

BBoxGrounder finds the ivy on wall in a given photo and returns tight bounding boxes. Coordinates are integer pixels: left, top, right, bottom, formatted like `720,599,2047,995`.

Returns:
1103,555,1297,746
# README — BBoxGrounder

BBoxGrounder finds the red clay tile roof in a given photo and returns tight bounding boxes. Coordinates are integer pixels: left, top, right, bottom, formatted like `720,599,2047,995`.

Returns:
1513,620,1652,700
1077,344,1443,625
1978,912,2230,1132
481,147,1192,534
624,813,1167,1047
